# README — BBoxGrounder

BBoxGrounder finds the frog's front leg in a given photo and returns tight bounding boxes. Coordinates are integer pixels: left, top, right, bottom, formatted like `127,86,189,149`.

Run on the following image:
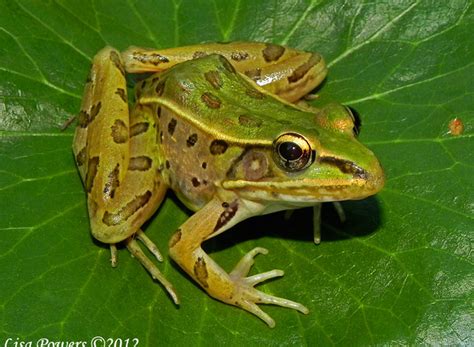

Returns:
168,195,308,327
73,47,178,303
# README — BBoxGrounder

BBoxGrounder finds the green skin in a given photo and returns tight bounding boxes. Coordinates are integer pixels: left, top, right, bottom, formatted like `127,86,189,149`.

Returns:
74,44,385,328
139,54,384,210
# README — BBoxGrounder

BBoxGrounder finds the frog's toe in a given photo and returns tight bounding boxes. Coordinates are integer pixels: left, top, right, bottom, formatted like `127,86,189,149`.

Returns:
110,244,118,267
238,298,276,328
228,247,309,327
243,269,284,286
126,238,179,305
230,247,268,278
136,229,163,262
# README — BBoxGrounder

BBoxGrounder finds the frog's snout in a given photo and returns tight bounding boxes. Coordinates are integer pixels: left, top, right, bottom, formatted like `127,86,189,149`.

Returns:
361,157,385,198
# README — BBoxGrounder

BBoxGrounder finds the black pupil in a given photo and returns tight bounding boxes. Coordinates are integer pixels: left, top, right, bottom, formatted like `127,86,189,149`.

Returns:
279,142,302,161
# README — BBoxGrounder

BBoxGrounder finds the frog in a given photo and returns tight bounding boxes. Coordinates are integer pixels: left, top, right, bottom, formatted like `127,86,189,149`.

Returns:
72,42,385,327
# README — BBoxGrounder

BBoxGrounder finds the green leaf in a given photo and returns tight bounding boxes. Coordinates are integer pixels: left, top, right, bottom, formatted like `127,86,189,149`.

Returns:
1,0,472,345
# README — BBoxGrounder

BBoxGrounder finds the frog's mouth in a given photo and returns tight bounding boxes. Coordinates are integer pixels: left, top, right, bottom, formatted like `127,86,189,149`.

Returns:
222,156,385,204
222,176,383,203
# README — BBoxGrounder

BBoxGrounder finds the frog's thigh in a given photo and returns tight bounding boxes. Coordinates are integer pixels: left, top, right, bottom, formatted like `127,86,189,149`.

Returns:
74,47,166,245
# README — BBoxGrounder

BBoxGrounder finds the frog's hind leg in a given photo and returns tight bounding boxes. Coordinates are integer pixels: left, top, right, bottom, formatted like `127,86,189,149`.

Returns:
120,42,327,102
73,47,177,302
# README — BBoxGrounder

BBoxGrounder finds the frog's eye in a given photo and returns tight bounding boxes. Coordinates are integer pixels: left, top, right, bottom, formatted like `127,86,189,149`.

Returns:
345,106,361,136
273,133,313,172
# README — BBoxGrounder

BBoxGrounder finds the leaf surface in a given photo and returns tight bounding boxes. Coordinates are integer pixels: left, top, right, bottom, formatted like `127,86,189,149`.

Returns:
0,1,472,345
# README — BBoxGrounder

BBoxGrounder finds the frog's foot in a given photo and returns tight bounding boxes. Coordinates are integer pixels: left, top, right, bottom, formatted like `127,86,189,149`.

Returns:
229,247,309,328
126,235,179,305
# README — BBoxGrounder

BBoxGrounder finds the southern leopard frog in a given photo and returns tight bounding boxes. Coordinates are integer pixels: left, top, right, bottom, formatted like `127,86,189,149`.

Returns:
73,42,384,327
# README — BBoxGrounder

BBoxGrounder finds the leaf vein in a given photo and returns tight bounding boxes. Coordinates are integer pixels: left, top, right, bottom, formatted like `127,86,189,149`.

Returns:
328,0,420,68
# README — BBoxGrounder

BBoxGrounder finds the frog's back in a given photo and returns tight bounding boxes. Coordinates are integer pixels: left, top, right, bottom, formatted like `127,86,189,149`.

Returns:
134,55,331,211
138,54,319,146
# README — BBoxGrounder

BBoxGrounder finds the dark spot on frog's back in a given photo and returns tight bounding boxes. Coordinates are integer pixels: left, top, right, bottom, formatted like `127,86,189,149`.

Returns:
130,122,149,137
155,80,166,96
168,118,177,136
201,92,221,109
191,177,200,187
239,114,262,128
186,133,198,147
262,43,285,62
111,119,128,144
204,70,223,90
210,139,228,155
194,257,209,288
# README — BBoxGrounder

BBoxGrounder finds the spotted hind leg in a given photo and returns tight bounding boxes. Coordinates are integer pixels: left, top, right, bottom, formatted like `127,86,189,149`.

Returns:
73,47,177,303
121,42,327,102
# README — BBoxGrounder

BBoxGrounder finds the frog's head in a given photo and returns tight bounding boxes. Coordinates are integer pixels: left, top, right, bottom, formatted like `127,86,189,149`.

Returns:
221,103,384,208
